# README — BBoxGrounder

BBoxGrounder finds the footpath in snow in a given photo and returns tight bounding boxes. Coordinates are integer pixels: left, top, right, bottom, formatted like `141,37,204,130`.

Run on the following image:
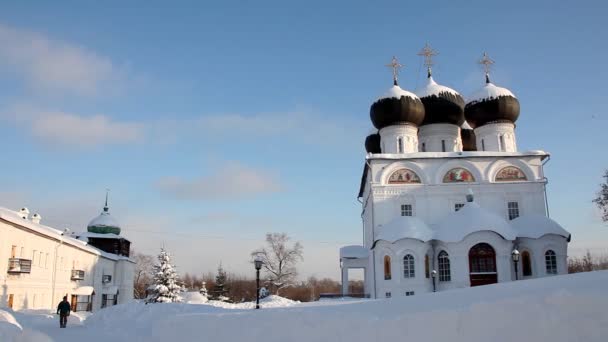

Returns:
2,271,608,342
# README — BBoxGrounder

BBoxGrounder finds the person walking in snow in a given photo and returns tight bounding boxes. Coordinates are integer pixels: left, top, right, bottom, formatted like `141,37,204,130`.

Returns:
56,296,71,328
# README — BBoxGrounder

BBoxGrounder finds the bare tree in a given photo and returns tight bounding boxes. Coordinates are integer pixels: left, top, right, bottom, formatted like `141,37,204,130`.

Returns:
133,252,154,299
251,233,303,295
593,169,608,222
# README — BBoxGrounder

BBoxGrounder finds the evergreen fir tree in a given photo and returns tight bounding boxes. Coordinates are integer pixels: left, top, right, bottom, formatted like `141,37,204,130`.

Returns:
211,264,230,302
199,281,208,299
147,248,182,303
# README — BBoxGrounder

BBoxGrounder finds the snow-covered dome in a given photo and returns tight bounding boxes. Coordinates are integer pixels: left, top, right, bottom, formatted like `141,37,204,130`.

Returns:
510,214,570,240
435,201,517,242
415,75,465,126
370,84,425,130
364,132,381,153
87,203,121,235
465,78,520,129
375,216,433,243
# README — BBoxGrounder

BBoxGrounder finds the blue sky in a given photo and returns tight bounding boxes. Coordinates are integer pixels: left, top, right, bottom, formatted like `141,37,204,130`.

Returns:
0,0,606,279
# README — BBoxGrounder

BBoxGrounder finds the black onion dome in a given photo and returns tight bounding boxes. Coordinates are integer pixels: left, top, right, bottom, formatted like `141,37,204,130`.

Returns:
465,80,520,129
415,76,465,126
370,85,425,129
365,132,381,153
461,121,477,151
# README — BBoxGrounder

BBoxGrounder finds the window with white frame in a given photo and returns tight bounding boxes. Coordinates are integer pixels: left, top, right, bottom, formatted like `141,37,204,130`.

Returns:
438,251,451,282
421,142,426,152
545,250,557,275
401,204,413,217
385,292,391,298
405,291,415,296
499,135,505,151
481,139,485,151
455,203,465,212
508,201,519,220
441,140,446,152
403,254,415,278
398,138,404,153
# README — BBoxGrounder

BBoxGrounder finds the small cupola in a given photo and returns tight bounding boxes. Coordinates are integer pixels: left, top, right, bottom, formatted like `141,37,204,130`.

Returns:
31,213,42,224
19,207,30,220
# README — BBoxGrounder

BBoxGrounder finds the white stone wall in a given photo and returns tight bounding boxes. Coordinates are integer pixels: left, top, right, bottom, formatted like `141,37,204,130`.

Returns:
475,123,517,152
379,125,419,153
418,124,462,152
0,218,134,311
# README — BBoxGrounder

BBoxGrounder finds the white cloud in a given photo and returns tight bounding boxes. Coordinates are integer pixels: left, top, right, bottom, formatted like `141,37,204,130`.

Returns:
0,23,123,95
156,162,284,200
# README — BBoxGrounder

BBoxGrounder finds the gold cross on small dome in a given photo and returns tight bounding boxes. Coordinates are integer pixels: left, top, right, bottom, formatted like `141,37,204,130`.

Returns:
478,52,495,75
385,56,403,85
418,43,438,68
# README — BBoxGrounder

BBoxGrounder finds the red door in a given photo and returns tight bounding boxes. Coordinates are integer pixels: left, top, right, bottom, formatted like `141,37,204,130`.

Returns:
469,243,498,287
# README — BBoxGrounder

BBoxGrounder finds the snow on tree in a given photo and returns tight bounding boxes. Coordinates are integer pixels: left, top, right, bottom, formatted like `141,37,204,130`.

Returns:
251,233,304,295
210,264,230,302
199,281,208,299
146,248,183,303
593,169,608,222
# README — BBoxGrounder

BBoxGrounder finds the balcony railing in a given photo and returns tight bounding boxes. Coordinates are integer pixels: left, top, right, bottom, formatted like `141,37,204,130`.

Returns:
71,269,85,280
7,258,32,274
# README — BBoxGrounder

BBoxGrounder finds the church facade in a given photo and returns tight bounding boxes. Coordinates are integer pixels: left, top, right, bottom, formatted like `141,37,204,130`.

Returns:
340,49,570,299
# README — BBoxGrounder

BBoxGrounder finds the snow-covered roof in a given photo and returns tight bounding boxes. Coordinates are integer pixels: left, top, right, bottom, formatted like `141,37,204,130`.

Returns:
367,150,549,160
340,245,369,259
77,231,123,240
467,82,516,105
102,286,119,295
435,201,517,242
415,76,460,98
510,215,570,239
378,85,419,101
375,216,434,243
73,286,95,295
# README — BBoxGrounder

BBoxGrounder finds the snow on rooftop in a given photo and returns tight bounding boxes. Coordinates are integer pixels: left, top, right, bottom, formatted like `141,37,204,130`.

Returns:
467,82,516,105
87,211,121,229
377,85,419,101
510,214,570,239
461,120,473,130
415,76,461,98
77,231,123,240
73,286,95,295
375,216,433,243
340,245,369,259
435,201,517,242
367,150,549,160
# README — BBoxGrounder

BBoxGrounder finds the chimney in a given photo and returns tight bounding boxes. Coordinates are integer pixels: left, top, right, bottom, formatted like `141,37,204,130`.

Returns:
19,207,30,220
32,213,42,224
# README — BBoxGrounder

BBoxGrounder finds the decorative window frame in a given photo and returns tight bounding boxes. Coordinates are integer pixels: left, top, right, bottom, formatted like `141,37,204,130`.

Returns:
434,160,483,184
403,254,415,278
380,161,428,185
486,159,535,183
544,249,558,275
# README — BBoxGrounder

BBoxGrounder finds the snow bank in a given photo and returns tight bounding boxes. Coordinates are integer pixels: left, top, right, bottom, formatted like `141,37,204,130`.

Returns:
181,291,208,304
6,272,608,342
0,309,22,341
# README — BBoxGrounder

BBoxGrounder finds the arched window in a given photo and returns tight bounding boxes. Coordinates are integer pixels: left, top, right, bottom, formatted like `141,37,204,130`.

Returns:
398,138,404,153
403,254,415,278
545,250,557,275
438,251,451,282
522,251,532,277
424,254,430,278
384,255,392,280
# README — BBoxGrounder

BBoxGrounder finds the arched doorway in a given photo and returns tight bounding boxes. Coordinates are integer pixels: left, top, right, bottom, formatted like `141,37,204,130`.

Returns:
469,243,497,286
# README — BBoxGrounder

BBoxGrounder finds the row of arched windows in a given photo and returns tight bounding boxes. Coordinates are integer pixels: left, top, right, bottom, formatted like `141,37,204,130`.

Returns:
387,166,528,185
382,249,558,281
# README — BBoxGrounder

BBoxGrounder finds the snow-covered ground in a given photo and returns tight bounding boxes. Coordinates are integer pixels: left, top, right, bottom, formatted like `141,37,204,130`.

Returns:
2,271,608,342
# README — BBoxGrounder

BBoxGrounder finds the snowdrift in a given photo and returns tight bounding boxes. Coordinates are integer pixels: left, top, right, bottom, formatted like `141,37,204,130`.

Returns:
4,271,608,342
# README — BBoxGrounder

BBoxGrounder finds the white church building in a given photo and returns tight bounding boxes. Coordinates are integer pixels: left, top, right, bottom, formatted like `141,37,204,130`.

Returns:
340,48,570,299
0,196,134,312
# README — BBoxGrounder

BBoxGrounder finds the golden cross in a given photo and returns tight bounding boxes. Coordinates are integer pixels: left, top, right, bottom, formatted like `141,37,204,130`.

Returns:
478,52,495,75
385,56,403,85
417,43,438,68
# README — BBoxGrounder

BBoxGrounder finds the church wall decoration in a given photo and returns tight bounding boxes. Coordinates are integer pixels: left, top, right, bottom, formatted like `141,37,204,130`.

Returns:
443,168,475,183
388,168,422,184
495,166,527,182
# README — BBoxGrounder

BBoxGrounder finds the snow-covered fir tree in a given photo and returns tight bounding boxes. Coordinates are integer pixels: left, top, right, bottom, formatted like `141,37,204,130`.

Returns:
147,248,182,303
211,264,230,302
199,281,208,299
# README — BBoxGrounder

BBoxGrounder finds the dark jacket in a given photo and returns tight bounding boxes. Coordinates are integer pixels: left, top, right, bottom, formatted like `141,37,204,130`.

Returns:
57,301,71,315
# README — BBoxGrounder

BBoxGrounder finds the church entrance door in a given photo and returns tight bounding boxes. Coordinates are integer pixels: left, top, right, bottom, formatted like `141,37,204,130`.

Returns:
469,243,497,286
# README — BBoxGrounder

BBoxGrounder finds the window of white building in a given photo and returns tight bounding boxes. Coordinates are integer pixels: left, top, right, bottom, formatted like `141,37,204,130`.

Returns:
421,142,426,152
508,201,519,220
441,140,446,152
384,255,392,280
401,204,413,217
398,138,403,153
385,292,391,298
545,250,557,275
438,251,451,282
455,203,465,211
403,254,415,278
405,291,415,296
